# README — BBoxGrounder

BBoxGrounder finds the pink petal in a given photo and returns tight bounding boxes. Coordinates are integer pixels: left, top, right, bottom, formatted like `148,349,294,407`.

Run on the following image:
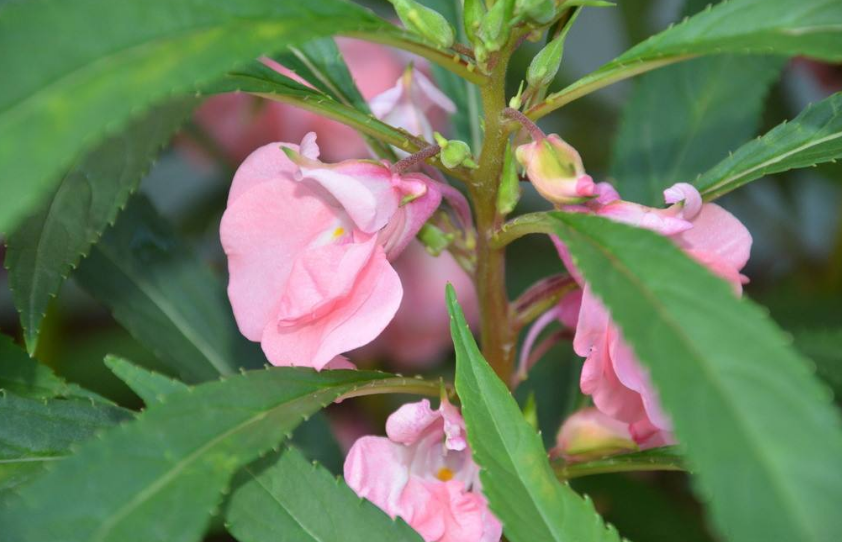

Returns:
675,203,752,271
663,182,702,219
344,436,410,517
386,399,442,446
220,175,339,341
440,398,468,452
398,479,488,542
379,173,442,260
517,306,561,381
226,141,302,205
260,245,402,369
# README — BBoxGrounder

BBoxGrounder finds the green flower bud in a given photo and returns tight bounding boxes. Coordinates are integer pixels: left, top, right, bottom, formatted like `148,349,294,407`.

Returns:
463,0,485,44
418,223,454,256
478,0,515,52
526,33,564,88
497,142,522,215
388,0,455,49
516,0,557,24
434,132,478,169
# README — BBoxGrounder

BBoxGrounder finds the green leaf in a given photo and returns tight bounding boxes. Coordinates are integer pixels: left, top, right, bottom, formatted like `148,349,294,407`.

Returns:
0,393,131,496
695,91,842,200
104,355,189,406
4,99,196,354
226,446,424,542
612,55,783,205
554,446,687,480
446,286,624,542
0,333,107,402
0,0,394,235
547,212,842,542
530,0,842,119
74,196,264,383
0,368,439,542
793,328,842,399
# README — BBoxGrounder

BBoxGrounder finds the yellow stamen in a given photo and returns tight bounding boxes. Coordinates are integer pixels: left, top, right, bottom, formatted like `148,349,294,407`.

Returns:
436,467,454,482
332,227,345,239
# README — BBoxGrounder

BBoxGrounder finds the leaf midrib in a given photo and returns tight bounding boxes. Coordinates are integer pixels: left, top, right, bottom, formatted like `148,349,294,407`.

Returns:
558,217,817,541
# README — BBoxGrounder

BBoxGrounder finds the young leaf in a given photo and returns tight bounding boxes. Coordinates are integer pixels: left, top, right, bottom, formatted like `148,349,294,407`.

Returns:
0,368,438,542
0,333,107,402
226,447,424,542
612,55,783,205
547,212,842,542
0,392,131,496
695,91,842,200
104,355,189,406
4,99,196,354
446,286,624,542
0,0,398,235
74,196,265,383
530,0,842,119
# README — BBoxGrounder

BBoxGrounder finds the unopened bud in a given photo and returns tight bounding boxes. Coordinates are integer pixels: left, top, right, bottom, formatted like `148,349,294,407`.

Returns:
553,408,637,462
478,0,515,52
497,142,521,215
434,132,478,169
388,0,455,49
527,33,565,88
515,133,595,204
418,223,454,256
516,0,557,24
463,0,485,44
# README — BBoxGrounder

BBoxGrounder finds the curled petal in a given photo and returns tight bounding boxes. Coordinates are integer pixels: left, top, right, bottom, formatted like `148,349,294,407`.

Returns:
379,174,442,260
663,182,702,219
386,399,442,446
344,436,410,517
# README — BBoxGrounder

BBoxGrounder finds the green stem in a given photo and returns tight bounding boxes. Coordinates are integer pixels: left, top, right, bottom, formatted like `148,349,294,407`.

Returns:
490,211,556,249
553,447,687,481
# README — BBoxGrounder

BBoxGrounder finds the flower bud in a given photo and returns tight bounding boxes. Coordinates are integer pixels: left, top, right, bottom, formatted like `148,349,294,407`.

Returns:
463,0,485,45
515,134,595,204
477,0,515,53
434,132,477,169
388,0,455,49
553,408,637,462
497,142,521,215
526,33,564,88
516,0,557,25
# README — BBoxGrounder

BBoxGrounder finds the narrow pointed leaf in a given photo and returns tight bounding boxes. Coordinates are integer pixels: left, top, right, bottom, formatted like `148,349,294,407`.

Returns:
226,446,423,542
530,0,842,119
74,196,264,382
4,99,195,354
695,92,842,200
104,355,189,406
446,286,624,542
0,368,438,542
547,212,842,542
0,0,396,234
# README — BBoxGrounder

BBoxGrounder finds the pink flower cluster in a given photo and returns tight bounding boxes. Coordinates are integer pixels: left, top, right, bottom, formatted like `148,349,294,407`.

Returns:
345,399,502,542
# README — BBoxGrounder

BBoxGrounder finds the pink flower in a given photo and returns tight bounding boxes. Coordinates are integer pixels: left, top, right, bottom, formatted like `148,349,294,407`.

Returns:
515,134,596,205
553,408,637,462
355,240,478,369
370,66,456,144
345,399,502,542
551,182,752,447
220,133,441,370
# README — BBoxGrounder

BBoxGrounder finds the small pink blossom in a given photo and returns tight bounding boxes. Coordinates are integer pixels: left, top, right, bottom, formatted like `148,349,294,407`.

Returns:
220,134,441,370
550,182,752,448
553,408,637,462
345,399,502,542
515,134,595,205
370,66,456,144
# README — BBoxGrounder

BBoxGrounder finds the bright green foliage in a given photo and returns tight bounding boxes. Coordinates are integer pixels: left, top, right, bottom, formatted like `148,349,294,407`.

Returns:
541,0,842,116
0,368,422,542
74,197,265,383
446,286,624,542
695,92,842,200
612,55,782,205
226,447,424,542
0,0,394,235
104,355,189,406
4,99,195,354
388,0,454,48
547,212,842,542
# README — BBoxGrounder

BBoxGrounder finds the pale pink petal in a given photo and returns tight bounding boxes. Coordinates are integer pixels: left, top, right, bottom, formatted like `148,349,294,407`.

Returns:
226,141,302,205
675,203,752,271
344,436,410,517
398,479,487,542
517,307,561,381
260,246,402,369
555,407,636,461
552,235,585,286
386,399,442,446
379,174,442,260
598,201,693,236
324,356,356,370
663,182,702,219
629,417,676,449
440,398,468,452
220,177,338,341
413,70,457,114
558,289,583,329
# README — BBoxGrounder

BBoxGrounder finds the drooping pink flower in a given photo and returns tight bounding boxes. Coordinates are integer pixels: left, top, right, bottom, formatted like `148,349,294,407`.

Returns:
549,182,752,448
345,399,502,542
515,134,595,205
553,407,637,462
220,133,441,370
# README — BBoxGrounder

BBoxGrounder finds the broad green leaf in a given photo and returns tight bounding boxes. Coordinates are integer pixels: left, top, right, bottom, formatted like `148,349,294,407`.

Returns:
612,54,782,205
0,333,106,402
226,446,423,542
4,99,195,354
695,92,842,200
446,286,624,542
0,0,395,235
74,196,264,383
547,212,842,542
793,328,842,399
0,368,438,542
530,0,842,119
104,355,189,406
0,392,130,496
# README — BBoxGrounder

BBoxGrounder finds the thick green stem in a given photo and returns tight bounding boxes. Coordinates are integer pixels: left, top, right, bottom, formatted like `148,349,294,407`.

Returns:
472,48,516,381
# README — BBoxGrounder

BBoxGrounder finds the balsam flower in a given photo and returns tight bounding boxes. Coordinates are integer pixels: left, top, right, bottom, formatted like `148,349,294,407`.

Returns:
220,133,441,370
515,134,595,205
345,399,502,542
553,407,637,462
551,182,752,447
